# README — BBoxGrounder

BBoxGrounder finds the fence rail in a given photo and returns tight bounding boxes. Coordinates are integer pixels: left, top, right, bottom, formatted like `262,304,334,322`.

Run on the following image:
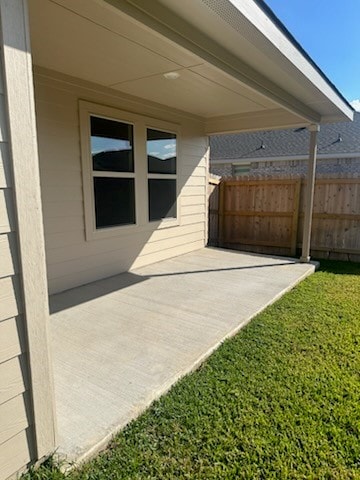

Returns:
208,176,360,261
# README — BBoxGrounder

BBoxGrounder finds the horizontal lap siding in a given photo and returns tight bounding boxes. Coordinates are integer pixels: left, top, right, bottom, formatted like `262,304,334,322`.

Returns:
0,233,18,278
0,51,33,480
0,318,25,365
34,70,208,294
0,355,27,406
0,429,32,480
0,392,30,445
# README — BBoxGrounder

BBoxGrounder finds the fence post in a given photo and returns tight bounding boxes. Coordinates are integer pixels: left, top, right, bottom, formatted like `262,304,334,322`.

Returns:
218,181,225,247
301,125,320,262
290,179,301,256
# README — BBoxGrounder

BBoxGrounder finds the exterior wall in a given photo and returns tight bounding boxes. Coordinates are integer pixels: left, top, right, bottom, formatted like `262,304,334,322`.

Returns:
210,157,360,177
34,68,208,294
0,44,34,480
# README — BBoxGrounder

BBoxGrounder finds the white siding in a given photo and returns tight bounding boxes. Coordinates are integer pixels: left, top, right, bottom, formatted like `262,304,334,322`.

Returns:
34,68,208,294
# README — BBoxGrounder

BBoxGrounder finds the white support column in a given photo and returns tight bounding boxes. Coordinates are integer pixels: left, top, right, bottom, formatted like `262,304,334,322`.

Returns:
0,0,57,460
300,124,320,263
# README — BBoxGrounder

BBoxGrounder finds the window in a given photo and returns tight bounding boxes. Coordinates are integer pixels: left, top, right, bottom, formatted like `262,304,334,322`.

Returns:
90,115,136,229
80,101,180,240
232,163,250,176
147,128,177,221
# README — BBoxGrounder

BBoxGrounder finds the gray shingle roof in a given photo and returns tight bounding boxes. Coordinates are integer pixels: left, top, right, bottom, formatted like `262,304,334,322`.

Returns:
210,113,360,160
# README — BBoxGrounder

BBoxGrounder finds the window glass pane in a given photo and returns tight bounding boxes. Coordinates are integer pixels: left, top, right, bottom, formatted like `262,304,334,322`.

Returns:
148,179,176,221
232,164,250,176
94,177,135,228
147,128,176,174
91,116,134,172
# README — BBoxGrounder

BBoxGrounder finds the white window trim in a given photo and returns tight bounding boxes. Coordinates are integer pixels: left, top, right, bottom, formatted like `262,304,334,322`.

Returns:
79,100,181,241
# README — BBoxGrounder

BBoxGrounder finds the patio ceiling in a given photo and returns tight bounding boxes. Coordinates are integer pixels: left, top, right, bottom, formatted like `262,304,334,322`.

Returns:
28,0,353,133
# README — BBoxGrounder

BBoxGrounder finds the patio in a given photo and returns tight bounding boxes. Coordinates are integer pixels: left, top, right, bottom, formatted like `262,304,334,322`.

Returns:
49,247,316,464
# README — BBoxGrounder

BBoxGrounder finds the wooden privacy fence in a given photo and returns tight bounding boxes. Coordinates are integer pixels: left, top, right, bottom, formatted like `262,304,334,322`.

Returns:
209,177,360,261
208,176,220,246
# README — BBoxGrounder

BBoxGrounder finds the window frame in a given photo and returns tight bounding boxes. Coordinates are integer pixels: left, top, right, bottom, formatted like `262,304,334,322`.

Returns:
79,100,181,241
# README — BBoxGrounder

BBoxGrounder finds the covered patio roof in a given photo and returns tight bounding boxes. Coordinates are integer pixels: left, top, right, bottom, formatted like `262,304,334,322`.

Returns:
28,0,353,134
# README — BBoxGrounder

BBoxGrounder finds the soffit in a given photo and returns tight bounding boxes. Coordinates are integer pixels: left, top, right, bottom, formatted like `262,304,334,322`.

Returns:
111,66,277,117
28,0,293,121
29,0,186,86
29,0,349,130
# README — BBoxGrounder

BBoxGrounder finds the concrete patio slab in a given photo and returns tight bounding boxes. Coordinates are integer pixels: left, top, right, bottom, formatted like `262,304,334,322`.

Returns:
49,247,316,464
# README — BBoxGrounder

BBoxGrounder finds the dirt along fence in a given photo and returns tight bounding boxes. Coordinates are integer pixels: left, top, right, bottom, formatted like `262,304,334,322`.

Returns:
208,175,360,261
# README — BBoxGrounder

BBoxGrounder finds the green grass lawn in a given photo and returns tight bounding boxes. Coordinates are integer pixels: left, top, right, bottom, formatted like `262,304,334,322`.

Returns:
25,260,360,479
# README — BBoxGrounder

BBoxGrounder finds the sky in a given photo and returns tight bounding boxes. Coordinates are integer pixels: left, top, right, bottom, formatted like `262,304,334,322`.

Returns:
92,136,176,160
264,0,360,110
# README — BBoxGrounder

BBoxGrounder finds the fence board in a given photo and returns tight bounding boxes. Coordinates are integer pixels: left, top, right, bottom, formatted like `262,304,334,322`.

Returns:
208,178,220,246
219,179,300,255
209,176,360,259
218,181,225,246
290,180,301,255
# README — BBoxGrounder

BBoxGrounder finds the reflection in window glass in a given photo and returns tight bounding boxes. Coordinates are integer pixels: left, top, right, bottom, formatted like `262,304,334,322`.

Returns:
147,128,176,174
91,116,134,172
148,179,176,221
94,177,135,228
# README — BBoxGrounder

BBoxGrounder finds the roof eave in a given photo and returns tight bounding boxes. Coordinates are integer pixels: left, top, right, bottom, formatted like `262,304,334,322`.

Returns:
227,0,354,122
104,0,352,125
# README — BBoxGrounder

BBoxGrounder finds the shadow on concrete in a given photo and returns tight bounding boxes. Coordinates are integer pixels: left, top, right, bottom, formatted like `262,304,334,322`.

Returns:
49,271,150,314
148,262,295,278
49,258,298,314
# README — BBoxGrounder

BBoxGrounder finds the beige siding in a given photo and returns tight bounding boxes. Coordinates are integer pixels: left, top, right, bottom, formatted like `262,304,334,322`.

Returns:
0,355,28,406
34,68,208,294
0,45,33,480
0,318,25,366
0,392,30,445
0,430,32,480
0,189,16,234
0,144,11,188
0,277,22,321
0,233,19,278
